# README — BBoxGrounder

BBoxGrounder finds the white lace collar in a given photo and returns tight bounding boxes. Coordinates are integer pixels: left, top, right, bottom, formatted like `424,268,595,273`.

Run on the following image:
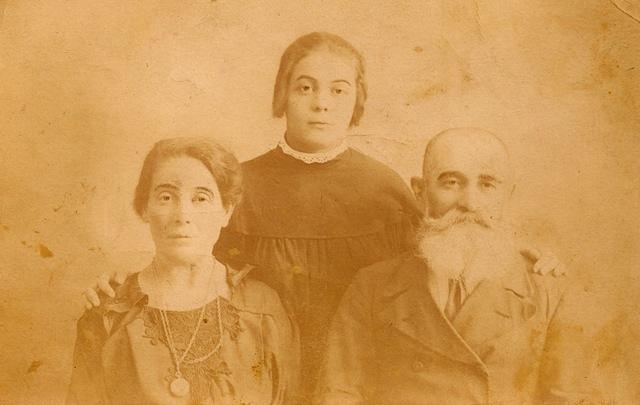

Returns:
278,136,348,164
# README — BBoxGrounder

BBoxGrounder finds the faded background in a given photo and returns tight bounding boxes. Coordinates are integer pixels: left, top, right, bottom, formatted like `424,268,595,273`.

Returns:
1,0,639,403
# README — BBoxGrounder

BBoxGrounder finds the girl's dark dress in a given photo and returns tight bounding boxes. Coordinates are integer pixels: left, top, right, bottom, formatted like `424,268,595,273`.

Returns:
214,145,421,396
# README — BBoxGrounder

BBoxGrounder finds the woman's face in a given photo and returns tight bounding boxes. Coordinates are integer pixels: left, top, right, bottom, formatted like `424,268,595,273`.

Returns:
144,155,231,264
285,49,358,153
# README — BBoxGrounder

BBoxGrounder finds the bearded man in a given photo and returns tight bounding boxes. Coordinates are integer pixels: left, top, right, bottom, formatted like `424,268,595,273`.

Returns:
314,128,597,404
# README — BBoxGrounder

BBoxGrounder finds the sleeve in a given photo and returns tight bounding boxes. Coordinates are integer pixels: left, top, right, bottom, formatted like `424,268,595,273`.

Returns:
266,287,301,405
535,277,604,403
313,270,375,405
380,166,423,254
213,226,256,268
66,309,110,405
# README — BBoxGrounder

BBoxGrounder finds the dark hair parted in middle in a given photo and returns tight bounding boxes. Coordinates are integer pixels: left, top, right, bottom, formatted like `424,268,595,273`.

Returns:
272,32,368,127
133,137,242,217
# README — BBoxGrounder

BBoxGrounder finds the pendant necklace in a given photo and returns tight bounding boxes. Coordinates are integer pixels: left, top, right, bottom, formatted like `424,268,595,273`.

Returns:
152,260,225,398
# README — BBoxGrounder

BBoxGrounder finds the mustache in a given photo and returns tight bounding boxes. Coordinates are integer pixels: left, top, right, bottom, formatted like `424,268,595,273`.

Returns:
422,210,494,232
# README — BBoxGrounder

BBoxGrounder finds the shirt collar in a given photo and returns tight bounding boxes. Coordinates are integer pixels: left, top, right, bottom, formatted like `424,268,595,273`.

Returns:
278,135,348,164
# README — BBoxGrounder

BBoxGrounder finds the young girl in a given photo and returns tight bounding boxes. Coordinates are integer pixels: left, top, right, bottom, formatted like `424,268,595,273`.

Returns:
213,32,422,399
85,32,563,401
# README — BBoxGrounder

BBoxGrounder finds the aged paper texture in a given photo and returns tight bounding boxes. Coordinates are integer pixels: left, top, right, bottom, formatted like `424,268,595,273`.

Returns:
1,1,638,403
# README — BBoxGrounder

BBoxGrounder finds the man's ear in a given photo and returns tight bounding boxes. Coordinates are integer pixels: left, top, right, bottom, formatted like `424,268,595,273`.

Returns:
411,176,429,215
410,176,425,201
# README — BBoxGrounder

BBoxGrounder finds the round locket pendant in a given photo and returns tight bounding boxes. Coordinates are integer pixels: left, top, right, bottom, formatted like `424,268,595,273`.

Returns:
170,377,190,397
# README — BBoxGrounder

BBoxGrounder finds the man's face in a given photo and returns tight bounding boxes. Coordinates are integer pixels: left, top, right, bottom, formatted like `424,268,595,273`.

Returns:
415,131,517,282
284,49,357,153
422,134,512,223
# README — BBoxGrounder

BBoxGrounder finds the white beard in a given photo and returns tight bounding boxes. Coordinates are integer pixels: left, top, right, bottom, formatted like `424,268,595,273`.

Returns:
417,210,519,290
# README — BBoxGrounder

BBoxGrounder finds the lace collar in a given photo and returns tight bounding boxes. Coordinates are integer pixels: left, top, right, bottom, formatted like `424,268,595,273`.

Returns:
278,136,348,164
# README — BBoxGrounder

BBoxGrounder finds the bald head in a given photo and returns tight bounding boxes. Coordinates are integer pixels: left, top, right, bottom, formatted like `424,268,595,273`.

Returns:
423,128,512,180
416,128,514,219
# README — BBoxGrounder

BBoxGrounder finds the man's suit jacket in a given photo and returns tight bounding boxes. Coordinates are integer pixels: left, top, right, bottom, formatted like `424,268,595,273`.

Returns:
315,253,597,405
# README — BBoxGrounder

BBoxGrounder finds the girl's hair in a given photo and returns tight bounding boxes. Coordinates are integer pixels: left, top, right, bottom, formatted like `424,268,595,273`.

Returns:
272,32,367,127
133,137,242,217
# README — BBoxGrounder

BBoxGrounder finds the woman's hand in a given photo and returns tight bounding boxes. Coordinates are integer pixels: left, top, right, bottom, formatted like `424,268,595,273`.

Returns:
82,270,129,309
520,246,567,277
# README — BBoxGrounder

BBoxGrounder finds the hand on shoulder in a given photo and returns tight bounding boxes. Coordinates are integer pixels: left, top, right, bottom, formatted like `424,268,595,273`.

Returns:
82,268,136,309
519,245,567,277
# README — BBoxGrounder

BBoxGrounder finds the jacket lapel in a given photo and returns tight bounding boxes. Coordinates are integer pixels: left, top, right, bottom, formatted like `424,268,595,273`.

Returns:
378,255,483,367
452,256,538,360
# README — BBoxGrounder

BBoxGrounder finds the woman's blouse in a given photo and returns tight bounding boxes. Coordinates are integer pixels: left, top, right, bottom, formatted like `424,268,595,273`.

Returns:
67,271,299,405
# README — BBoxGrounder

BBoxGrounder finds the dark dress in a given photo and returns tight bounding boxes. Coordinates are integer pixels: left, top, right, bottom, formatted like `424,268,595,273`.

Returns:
67,270,299,405
214,146,421,397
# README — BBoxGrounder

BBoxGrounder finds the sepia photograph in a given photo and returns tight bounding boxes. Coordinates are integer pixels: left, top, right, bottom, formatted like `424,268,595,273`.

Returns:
1,1,639,403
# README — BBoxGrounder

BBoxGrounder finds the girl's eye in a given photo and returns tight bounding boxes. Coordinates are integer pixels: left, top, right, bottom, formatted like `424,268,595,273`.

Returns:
299,84,313,94
332,87,348,95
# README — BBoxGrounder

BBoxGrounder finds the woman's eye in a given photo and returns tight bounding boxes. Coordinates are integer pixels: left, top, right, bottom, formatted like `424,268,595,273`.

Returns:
158,193,172,202
481,181,496,190
194,193,212,203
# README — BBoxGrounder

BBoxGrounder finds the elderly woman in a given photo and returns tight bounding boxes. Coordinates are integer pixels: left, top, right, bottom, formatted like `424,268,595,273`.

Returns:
67,138,299,405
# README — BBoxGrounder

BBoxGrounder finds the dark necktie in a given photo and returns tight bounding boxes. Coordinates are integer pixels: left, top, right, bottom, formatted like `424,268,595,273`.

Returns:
444,277,467,321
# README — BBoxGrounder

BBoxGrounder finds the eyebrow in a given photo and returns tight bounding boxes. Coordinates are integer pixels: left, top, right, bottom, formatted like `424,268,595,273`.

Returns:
295,75,352,86
479,174,503,183
195,186,214,195
154,183,179,191
437,171,464,181
155,184,215,194
437,171,504,183
295,75,317,82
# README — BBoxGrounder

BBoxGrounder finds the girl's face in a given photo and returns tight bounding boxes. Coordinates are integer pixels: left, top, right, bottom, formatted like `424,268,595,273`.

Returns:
144,155,231,264
285,49,358,153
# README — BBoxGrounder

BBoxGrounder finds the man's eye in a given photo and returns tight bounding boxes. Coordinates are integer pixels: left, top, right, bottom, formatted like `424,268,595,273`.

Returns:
158,193,172,202
481,181,496,190
443,179,459,188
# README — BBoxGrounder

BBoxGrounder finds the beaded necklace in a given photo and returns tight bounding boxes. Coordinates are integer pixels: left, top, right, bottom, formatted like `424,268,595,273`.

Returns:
151,260,225,397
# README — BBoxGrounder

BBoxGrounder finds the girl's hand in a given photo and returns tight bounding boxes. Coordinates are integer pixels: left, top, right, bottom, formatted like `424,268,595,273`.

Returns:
82,270,129,310
519,246,567,277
